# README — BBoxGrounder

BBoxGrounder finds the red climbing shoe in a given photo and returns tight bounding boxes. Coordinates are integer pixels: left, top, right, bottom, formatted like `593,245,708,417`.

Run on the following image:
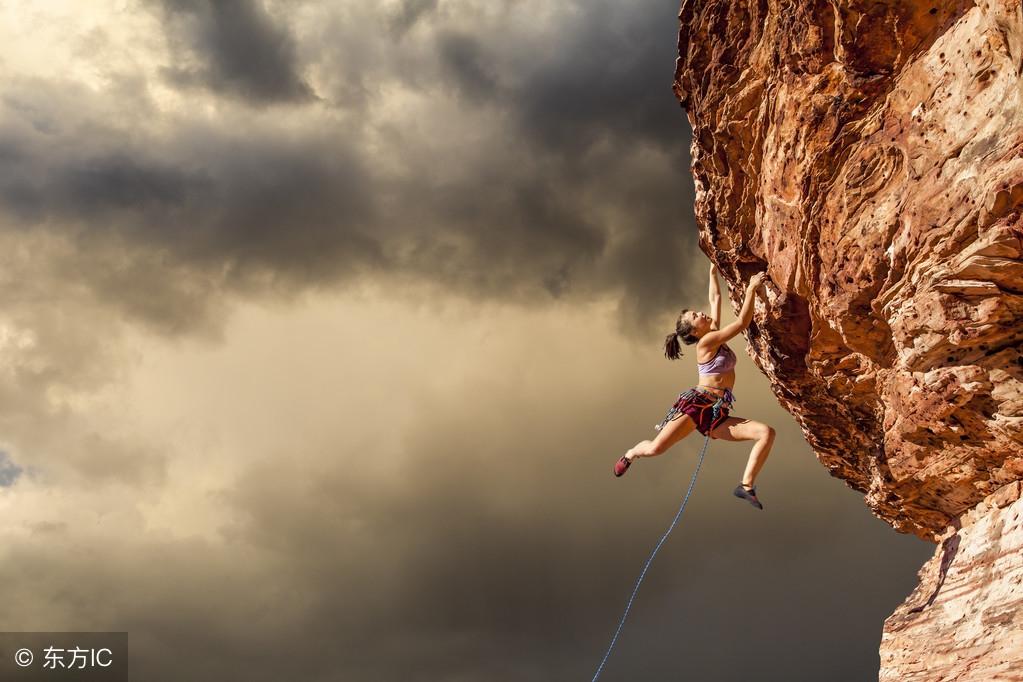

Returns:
733,483,763,509
613,456,632,477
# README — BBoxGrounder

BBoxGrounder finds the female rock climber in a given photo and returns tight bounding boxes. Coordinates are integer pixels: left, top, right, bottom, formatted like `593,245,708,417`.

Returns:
613,264,775,510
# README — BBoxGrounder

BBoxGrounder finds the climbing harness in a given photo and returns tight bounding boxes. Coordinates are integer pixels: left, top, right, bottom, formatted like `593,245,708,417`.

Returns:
655,387,735,434
591,431,712,682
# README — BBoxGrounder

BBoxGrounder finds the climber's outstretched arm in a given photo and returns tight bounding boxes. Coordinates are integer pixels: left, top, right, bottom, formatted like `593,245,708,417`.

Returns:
708,263,721,330
701,272,768,348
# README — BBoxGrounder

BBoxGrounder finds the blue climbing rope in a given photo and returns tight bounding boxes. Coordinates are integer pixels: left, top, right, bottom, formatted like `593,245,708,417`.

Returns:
591,432,711,682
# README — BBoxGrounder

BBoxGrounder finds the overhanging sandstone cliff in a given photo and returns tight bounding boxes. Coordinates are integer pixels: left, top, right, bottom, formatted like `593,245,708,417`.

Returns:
674,1,1023,677
674,0,1023,541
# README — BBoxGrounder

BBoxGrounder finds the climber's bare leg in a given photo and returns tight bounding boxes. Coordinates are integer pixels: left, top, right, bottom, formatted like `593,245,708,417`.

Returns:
708,416,776,486
626,414,697,462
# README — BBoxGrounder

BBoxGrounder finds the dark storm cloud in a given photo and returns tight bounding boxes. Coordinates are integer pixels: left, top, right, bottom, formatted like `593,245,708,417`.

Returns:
0,82,379,331
379,0,701,327
435,30,500,100
54,154,202,214
513,2,691,153
388,0,439,37
0,0,699,339
391,163,607,298
155,0,314,103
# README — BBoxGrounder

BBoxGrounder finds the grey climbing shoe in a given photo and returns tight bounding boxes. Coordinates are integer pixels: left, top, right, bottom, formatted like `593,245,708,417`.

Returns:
733,483,763,510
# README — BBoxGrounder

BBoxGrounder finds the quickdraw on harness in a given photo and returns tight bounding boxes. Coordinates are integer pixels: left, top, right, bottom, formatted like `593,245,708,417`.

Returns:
655,387,735,433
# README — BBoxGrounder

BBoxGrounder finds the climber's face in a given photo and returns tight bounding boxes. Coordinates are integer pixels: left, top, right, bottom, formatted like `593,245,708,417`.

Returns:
686,310,712,335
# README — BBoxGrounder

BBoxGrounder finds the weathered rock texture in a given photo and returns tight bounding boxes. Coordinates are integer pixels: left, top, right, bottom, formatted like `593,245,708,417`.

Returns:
674,0,1023,539
674,0,1023,677
880,482,1023,681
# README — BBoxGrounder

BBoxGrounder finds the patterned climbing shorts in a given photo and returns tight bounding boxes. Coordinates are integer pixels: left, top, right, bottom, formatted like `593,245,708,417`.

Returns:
655,387,735,438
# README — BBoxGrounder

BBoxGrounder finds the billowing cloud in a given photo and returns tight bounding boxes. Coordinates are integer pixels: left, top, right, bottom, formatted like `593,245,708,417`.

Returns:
0,0,699,340
154,0,315,103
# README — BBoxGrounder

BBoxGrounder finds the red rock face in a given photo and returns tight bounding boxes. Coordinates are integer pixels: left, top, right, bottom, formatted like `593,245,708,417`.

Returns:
675,1,1023,675
674,0,1023,541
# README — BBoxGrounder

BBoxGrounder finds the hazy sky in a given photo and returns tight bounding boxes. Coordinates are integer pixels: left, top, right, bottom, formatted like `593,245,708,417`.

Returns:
0,1,933,680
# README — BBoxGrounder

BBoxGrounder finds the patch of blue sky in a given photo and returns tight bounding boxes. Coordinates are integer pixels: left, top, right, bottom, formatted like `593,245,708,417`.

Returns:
0,451,23,487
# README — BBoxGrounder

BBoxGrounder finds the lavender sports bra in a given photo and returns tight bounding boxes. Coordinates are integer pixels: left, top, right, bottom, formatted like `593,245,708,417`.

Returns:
697,343,736,376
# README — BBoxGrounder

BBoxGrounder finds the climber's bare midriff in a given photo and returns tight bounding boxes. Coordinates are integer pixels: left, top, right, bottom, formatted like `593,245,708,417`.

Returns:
696,369,735,394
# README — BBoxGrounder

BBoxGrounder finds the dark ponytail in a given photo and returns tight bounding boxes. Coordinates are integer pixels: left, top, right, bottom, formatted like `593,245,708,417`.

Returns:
664,308,698,360
664,331,681,360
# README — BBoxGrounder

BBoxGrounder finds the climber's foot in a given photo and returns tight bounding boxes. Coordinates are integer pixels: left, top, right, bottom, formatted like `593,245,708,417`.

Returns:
733,482,763,510
613,455,632,477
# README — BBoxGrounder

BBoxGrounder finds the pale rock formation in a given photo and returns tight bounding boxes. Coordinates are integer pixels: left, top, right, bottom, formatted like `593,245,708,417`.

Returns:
880,482,1023,681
